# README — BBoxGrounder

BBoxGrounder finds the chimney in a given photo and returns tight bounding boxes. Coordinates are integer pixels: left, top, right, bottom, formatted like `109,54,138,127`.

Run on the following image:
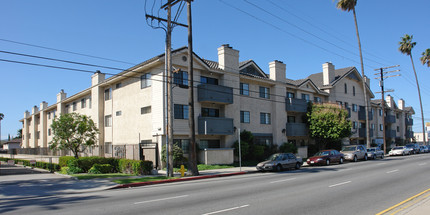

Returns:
218,44,239,72
322,62,335,85
269,60,286,82
40,101,48,111
398,99,405,110
31,105,39,114
91,70,105,86
364,75,370,88
24,110,30,118
386,94,393,108
57,89,67,103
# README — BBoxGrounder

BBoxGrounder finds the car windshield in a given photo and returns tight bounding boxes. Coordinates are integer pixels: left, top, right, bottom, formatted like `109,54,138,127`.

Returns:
268,154,281,161
367,148,375,152
393,147,404,150
342,146,356,151
406,144,414,148
314,151,330,156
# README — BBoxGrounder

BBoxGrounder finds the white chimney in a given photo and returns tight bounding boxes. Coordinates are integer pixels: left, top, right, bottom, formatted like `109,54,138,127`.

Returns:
269,60,286,82
56,89,67,103
218,44,239,72
398,99,405,110
91,70,105,86
386,94,393,108
31,105,39,114
40,101,48,111
322,62,335,85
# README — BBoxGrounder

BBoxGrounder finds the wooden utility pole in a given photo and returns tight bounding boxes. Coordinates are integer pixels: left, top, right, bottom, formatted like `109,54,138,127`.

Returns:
374,65,400,155
186,0,199,176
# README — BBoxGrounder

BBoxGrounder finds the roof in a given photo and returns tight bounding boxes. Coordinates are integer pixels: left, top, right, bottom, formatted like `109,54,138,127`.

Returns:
307,67,354,88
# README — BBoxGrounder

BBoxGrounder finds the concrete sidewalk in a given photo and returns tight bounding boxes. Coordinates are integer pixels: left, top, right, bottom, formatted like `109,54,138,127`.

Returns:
377,188,430,215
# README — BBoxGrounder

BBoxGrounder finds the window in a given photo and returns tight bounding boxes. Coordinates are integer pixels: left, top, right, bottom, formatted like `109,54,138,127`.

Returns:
105,115,112,127
396,113,399,119
36,131,40,139
141,73,152,88
48,112,51,120
301,94,310,101
174,71,188,86
104,88,112,101
105,142,112,154
345,102,349,108
199,140,220,149
88,97,92,109
314,97,322,103
48,128,51,136
81,98,86,108
259,86,270,99
72,102,77,111
116,82,122,89
174,139,190,153
352,104,357,112
53,110,56,118
260,113,271,124
287,116,295,123
201,108,219,117
174,104,189,119
201,76,218,85
141,106,151,114
353,86,356,96
65,105,69,114
352,121,358,129
397,126,400,132
379,109,382,116
240,83,249,96
371,124,375,130
379,124,383,131
344,83,348,94
116,111,122,116
287,92,295,98
240,111,250,123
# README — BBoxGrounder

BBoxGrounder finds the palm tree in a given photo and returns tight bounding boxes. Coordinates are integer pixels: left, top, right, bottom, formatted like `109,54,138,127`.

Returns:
399,34,426,144
420,48,430,67
0,113,4,144
335,0,370,147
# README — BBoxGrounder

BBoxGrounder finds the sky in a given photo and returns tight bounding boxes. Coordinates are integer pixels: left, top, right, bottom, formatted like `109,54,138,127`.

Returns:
0,0,429,140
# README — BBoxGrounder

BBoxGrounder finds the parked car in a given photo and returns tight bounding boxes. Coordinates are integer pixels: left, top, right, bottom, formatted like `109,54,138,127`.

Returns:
405,143,420,154
341,145,367,162
367,147,384,159
419,145,428,153
307,149,344,166
389,146,409,156
256,153,303,172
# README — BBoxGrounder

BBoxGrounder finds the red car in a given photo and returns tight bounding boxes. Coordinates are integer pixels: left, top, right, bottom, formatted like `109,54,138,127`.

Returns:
307,149,344,166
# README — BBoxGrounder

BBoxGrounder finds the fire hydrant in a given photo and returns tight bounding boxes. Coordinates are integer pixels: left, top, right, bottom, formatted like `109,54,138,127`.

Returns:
179,165,186,177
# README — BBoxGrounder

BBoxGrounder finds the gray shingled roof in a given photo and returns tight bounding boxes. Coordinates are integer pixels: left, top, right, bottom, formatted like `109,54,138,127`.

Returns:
307,67,354,88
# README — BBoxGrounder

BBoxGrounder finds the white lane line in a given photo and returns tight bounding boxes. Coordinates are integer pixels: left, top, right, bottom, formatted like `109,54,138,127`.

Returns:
376,163,387,166
134,195,188,205
202,205,249,215
386,169,399,174
270,178,296,184
418,163,427,166
329,181,351,188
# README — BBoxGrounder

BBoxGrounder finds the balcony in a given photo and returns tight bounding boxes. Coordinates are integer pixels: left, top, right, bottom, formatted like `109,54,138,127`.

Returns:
405,131,414,138
358,109,373,121
285,123,308,137
359,128,374,138
198,117,234,135
346,107,351,118
385,115,396,124
197,84,233,104
385,129,396,138
286,98,308,113
405,118,413,126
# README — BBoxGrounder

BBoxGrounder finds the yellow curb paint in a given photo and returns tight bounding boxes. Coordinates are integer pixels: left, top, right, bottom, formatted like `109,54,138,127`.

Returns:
390,192,430,214
376,188,430,215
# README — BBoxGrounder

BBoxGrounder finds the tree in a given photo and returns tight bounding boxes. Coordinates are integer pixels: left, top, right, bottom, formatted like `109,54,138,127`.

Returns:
15,129,22,139
307,103,352,150
421,48,430,67
398,34,426,144
49,113,99,159
0,113,4,144
335,0,370,148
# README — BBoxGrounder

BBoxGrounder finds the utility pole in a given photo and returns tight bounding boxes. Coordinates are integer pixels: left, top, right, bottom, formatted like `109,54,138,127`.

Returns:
374,65,400,155
186,0,198,176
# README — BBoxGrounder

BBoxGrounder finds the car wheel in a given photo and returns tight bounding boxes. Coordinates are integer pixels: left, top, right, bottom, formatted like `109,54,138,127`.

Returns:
353,155,358,162
372,155,376,160
364,154,368,161
276,164,282,172
339,157,344,164
295,162,301,170
381,154,384,159
326,159,330,166
402,152,405,156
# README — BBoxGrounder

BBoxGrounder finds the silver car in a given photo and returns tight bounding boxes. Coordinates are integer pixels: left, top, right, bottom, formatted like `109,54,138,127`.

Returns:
367,147,384,159
341,145,368,162
389,146,409,156
256,153,302,172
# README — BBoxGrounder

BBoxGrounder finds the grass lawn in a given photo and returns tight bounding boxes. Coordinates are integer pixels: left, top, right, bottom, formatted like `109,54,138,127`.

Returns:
71,173,134,180
113,176,179,184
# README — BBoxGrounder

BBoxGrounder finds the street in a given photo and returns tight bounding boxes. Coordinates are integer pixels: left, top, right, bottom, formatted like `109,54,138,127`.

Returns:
1,154,430,215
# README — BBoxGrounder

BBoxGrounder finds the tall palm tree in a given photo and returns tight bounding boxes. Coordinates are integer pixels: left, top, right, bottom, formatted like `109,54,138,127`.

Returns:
0,113,4,144
420,48,430,67
335,0,370,147
399,34,426,144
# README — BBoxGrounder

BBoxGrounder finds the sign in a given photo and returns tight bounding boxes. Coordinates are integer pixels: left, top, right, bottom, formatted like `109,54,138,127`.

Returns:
7,160,15,165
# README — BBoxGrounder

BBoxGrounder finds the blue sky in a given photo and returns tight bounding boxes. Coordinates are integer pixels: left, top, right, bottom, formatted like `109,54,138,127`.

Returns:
0,0,429,140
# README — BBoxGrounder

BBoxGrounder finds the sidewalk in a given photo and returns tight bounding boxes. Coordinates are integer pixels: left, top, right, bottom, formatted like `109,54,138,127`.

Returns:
377,188,430,215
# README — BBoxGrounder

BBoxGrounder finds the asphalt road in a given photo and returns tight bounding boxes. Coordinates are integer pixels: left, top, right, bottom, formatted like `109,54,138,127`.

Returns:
2,154,430,215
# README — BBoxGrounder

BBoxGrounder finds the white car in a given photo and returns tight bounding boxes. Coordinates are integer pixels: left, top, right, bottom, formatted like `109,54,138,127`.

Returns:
389,146,409,156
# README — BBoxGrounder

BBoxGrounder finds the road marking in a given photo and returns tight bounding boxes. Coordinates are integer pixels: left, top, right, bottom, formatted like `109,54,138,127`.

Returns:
329,181,351,188
270,178,296,184
386,169,399,174
376,188,430,215
134,195,188,205
202,205,249,215
376,163,387,166
418,163,427,166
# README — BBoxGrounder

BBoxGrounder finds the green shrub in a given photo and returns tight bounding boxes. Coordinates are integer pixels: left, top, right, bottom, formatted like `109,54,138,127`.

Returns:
252,144,266,161
60,167,69,174
233,140,250,159
88,164,114,174
67,166,84,174
118,159,153,175
59,156,74,167
161,144,185,168
280,142,298,154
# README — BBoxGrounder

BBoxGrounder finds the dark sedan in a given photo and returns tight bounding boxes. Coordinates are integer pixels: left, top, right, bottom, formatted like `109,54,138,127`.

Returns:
307,149,344,166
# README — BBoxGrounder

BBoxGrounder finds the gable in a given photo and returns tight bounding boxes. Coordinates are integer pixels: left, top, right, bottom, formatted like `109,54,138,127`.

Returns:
239,61,268,78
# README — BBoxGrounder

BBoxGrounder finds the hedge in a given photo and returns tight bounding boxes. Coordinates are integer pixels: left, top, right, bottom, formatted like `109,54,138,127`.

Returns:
0,157,60,172
118,159,153,175
88,164,114,174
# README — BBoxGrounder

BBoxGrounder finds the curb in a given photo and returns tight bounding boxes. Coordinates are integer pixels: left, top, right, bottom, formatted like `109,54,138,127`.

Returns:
376,188,430,215
112,171,248,189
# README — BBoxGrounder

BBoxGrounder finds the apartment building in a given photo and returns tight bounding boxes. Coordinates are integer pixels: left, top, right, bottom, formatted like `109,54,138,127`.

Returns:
20,45,415,165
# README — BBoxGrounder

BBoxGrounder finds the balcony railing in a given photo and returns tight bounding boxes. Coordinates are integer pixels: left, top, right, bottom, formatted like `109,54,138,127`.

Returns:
285,123,308,137
197,84,233,104
405,131,414,138
405,118,413,126
198,117,234,135
385,115,396,124
359,128,374,138
358,110,374,121
385,129,396,138
285,98,308,112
